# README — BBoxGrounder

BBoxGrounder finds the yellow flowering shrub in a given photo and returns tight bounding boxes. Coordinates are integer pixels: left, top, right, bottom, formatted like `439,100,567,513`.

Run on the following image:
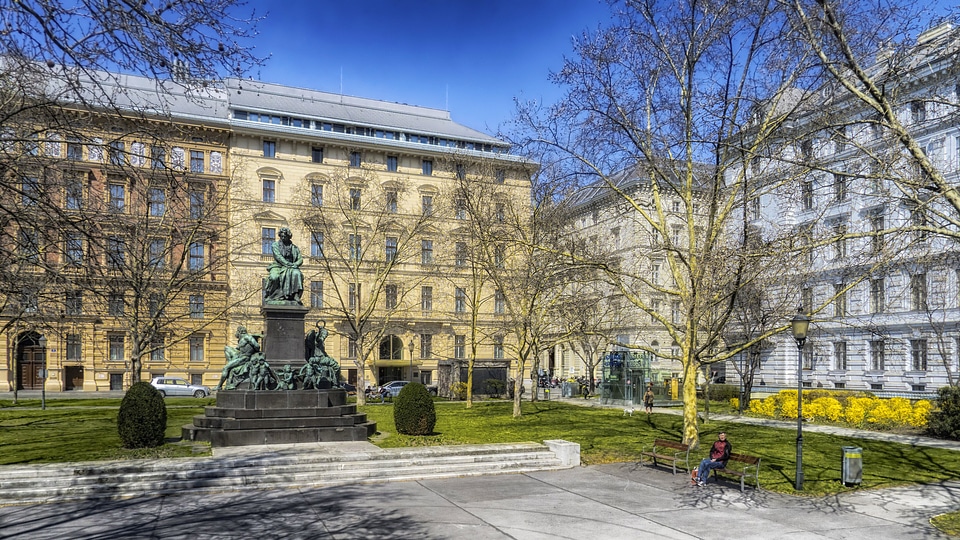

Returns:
843,396,878,427
808,397,843,422
729,397,740,410
778,390,799,419
912,400,932,428
749,396,777,417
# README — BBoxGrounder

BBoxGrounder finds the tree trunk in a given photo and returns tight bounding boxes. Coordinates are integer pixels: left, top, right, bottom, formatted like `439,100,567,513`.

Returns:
681,359,700,448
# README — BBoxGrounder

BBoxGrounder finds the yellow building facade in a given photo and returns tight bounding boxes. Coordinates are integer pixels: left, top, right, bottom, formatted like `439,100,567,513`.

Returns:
223,80,534,390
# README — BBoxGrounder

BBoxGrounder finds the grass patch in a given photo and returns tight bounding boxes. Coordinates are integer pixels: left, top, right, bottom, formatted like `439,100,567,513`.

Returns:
0,397,212,464
2,397,957,497
932,511,960,537
360,400,960,495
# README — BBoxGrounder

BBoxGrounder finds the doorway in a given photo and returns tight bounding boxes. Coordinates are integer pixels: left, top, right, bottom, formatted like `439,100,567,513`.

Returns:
16,333,44,390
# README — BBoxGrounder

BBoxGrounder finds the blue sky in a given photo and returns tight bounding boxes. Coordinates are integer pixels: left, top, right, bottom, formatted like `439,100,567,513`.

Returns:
244,0,613,136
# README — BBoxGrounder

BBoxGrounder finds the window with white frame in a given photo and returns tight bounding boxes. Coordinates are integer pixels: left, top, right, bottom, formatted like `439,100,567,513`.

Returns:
190,336,204,362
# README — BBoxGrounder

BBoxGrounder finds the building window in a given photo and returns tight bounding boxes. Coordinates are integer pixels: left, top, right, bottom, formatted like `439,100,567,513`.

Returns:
108,183,125,213
65,233,83,266
495,203,505,223
150,337,165,362
494,289,505,314
65,177,83,210
108,141,125,166
493,336,504,359
67,138,83,160
311,231,324,258
189,150,204,173
870,340,885,371
150,145,165,169
833,284,846,317
833,173,847,202
385,190,398,213
454,335,465,359
801,181,813,210
911,339,928,371
385,284,398,309
108,292,125,317
107,236,125,269
347,337,358,359
422,159,433,176
109,335,124,361
148,188,165,217
911,273,927,311
261,228,276,255
911,203,928,240
349,234,362,261
871,213,884,254
454,197,467,220
421,239,434,265
149,293,164,318
455,242,467,267
455,288,466,313
189,188,205,218
349,151,361,167
422,195,433,216
311,147,324,163
190,337,204,362
386,155,398,172
21,177,39,206
671,301,681,324
420,334,432,359
66,334,81,361
834,341,847,370
801,287,813,312
20,289,38,313
832,222,846,260
65,290,82,316
349,188,361,210
310,184,323,207
495,169,505,184
348,283,360,310
870,278,884,314
421,286,433,312
310,281,323,308
88,138,104,162
455,163,466,180
147,239,165,269
911,100,926,123
263,140,276,158
385,237,398,261
189,295,204,318
209,151,222,173
494,244,505,268
651,299,660,322
17,228,38,263
262,179,275,203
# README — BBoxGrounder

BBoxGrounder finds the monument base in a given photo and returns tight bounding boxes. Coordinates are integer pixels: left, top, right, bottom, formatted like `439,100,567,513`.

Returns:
182,389,376,447
260,303,310,367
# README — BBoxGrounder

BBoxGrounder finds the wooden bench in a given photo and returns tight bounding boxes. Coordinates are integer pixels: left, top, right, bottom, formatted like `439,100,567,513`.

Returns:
711,453,761,492
640,439,690,474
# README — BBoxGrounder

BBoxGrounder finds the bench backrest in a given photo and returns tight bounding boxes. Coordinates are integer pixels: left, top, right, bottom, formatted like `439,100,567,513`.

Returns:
654,439,689,452
727,453,759,465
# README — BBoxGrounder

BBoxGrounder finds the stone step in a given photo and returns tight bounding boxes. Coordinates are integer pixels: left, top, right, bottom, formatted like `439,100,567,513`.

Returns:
0,441,578,507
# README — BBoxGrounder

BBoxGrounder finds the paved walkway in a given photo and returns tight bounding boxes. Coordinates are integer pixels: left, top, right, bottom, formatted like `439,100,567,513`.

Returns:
0,461,957,539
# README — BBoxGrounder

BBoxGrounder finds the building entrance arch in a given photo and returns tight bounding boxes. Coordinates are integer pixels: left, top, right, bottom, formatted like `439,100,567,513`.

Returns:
16,332,44,390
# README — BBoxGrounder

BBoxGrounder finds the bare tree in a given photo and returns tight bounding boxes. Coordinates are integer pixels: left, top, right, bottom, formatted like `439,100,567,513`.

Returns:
513,0,828,445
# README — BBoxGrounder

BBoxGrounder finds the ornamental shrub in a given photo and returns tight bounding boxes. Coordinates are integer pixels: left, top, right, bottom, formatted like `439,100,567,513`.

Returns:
450,382,468,400
484,378,506,398
393,382,437,436
117,381,167,448
927,386,960,440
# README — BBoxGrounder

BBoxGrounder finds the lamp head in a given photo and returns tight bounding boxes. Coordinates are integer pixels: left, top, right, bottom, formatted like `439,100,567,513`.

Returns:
38,336,47,348
791,308,810,342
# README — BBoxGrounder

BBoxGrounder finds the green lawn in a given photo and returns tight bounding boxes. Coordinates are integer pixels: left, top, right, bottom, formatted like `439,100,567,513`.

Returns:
2,397,957,496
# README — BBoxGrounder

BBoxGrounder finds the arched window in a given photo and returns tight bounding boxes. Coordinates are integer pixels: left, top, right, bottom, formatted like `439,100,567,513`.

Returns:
379,335,403,360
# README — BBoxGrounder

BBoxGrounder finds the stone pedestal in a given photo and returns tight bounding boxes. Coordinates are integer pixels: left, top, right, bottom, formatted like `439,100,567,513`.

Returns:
183,389,376,447
261,304,310,367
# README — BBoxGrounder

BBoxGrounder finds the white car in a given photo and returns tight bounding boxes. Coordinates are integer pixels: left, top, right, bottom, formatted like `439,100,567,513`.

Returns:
149,377,211,398
381,380,410,397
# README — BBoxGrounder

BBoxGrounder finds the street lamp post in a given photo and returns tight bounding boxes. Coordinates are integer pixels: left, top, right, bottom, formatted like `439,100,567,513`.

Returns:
791,308,811,491
408,338,415,382
38,336,47,411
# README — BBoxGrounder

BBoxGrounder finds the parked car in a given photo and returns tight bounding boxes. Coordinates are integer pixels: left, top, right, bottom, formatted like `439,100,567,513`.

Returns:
380,380,410,398
149,377,211,398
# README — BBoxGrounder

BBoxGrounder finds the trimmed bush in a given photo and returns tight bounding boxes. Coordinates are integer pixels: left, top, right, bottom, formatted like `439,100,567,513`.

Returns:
450,382,468,400
117,381,167,448
394,382,436,436
928,385,960,440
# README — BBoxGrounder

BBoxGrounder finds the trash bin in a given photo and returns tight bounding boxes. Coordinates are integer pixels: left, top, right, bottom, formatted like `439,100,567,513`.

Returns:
841,446,862,486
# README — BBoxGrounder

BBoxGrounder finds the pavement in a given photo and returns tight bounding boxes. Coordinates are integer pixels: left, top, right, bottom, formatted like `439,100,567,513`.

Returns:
1,391,959,539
